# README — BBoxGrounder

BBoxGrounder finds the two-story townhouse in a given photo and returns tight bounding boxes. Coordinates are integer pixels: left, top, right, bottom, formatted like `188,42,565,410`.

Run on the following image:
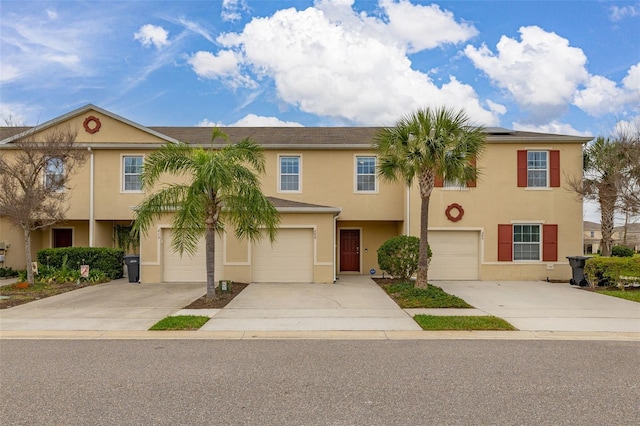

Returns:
1,105,591,283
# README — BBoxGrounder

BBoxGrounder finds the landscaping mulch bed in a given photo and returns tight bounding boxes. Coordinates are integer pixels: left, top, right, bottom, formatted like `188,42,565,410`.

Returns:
182,282,249,309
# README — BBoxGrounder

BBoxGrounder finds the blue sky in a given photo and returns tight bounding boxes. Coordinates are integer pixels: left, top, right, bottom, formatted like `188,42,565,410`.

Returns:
1,0,639,221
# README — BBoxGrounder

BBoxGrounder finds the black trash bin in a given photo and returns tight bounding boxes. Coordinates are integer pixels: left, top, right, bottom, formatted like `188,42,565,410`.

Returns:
123,255,140,283
567,256,590,286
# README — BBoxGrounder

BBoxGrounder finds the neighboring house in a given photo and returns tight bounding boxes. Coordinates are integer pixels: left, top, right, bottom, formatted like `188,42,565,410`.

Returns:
0,105,591,282
583,221,602,254
583,221,640,254
614,224,640,252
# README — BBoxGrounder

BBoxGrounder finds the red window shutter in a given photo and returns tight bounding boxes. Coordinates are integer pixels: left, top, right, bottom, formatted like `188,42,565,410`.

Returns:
498,224,513,261
517,150,527,187
467,156,477,188
434,175,444,187
543,224,558,261
549,150,560,187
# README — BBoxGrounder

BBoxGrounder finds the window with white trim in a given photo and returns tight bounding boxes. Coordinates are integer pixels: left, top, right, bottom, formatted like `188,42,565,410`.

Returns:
45,157,64,192
279,156,300,192
123,156,144,192
527,151,548,187
356,156,376,192
513,224,541,261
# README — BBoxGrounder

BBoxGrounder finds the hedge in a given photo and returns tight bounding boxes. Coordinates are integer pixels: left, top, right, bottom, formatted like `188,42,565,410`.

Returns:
37,247,125,280
584,256,640,288
377,235,431,280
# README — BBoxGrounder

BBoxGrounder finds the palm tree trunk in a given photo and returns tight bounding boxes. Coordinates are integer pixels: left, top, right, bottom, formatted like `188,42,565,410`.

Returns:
416,194,430,289
416,171,434,289
205,217,218,300
599,188,616,257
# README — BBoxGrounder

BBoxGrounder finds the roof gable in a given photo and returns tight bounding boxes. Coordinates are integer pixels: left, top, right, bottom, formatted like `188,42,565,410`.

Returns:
1,104,177,146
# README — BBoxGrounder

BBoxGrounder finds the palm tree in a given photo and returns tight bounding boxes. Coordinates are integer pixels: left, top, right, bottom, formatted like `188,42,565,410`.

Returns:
574,136,631,257
133,128,279,300
374,107,486,288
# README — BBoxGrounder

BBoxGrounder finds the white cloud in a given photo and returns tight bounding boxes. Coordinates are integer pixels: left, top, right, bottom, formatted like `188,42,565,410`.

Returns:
1,13,96,82
512,120,593,137
134,24,170,49
573,75,627,116
196,119,221,127
188,50,256,89
196,114,303,127
465,26,589,123
207,2,497,126
486,100,507,115
623,63,640,91
177,17,215,43
573,63,640,116
379,0,478,52
0,63,20,83
222,0,249,22
610,3,640,22
46,9,58,20
228,114,304,127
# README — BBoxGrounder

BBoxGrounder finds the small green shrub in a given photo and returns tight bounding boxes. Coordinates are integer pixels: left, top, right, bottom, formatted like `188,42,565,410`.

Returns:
584,256,640,288
37,247,125,279
611,245,634,257
0,267,18,278
377,236,430,280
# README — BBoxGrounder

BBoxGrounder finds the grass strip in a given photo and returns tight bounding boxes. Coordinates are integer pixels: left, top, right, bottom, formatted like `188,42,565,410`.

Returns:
414,315,516,331
382,282,472,308
149,315,210,331
597,290,640,303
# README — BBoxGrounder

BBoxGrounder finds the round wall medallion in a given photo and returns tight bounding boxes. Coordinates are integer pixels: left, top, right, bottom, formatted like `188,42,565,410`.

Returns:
445,203,464,222
83,116,101,134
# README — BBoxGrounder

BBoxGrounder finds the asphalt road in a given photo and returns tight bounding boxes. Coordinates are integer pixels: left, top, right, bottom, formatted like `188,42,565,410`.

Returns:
1,340,638,425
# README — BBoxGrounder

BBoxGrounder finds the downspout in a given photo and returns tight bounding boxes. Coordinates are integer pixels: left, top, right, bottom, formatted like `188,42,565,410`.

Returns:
88,147,94,247
405,185,411,236
333,211,340,283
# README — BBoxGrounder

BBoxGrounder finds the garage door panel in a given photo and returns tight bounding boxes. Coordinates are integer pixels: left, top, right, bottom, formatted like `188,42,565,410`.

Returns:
252,229,313,283
428,231,479,280
162,230,222,283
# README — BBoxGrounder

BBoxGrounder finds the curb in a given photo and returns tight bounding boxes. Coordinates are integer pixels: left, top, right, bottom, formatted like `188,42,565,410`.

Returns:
1,330,639,341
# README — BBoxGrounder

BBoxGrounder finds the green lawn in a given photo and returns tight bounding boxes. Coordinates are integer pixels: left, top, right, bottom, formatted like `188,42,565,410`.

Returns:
414,315,516,331
149,315,210,330
381,281,472,308
597,290,640,303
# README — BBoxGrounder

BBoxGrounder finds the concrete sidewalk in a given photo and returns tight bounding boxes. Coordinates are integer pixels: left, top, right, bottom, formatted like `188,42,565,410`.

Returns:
432,280,640,333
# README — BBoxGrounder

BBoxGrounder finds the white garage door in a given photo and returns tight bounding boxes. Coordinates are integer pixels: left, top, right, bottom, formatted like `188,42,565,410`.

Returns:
252,228,314,283
428,231,480,280
162,229,222,283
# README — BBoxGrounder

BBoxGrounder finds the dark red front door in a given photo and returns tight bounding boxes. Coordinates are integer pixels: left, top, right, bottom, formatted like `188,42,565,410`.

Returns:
340,229,360,272
53,229,72,248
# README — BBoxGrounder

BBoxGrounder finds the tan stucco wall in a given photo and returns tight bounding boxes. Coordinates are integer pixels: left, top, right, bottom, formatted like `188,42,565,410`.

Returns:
261,150,405,221
408,142,584,281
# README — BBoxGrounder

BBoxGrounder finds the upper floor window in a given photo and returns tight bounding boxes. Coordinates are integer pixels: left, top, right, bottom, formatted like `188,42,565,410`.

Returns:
123,156,143,192
590,231,595,238
279,155,300,192
517,150,560,188
356,156,376,192
527,151,547,187
45,157,64,192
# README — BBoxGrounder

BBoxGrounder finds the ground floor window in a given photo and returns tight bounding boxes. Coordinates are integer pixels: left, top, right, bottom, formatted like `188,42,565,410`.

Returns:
513,224,540,260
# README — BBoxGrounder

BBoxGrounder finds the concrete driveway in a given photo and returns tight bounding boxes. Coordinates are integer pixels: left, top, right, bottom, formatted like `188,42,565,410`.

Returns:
0,279,204,331
196,275,421,332
432,280,640,333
